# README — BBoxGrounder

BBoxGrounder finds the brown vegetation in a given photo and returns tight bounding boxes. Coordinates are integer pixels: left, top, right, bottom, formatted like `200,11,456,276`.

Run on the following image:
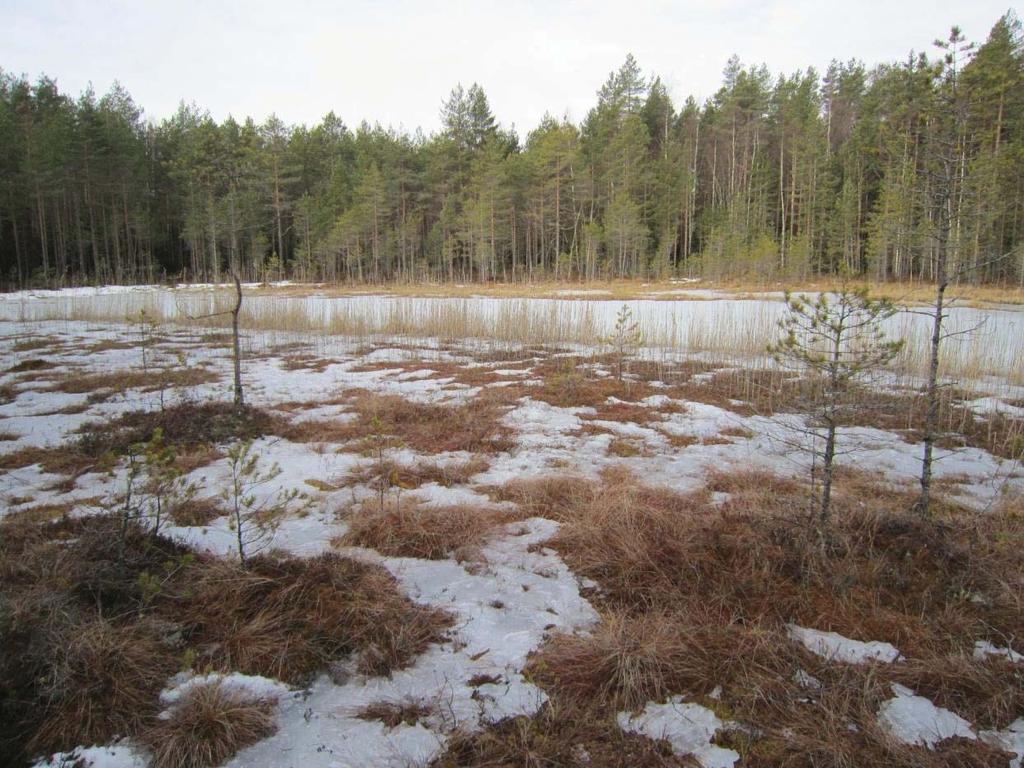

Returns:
433,700,688,767
50,367,220,399
11,338,61,353
4,358,56,373
344,455,491,490
481,468,1024,766
168,497,225,527
527,364,658,409
142,681,277,768
77,401,279,464
0,402,274,481
0,514,451,764
0,442,109,477
357,699,433,729
283,389,515,454
279,354,344,372
338,498,517,560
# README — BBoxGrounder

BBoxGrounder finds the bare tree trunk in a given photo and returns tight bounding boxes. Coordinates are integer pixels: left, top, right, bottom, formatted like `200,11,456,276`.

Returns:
231,273,244,408
917,244,947,517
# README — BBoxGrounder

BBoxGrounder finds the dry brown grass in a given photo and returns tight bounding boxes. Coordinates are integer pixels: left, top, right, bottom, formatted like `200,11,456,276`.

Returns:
0,402,273,481
2,500,86,525
0,442,109,477
357,698,433,729
338,498,517,560
346,358,522,388
4,358,56,373
490,467,1024,766
527,363,658,410
11,337,61,353
0,516,184,760
279,353,344,372
51,367,220,398
141,681,277,768
581,399,676,425
169,497,224,527
177,551,452,680
0,513,451,763
606,437,651,457
345,455,491,490
84,338,137,353
657,429,700,449
77,401,281,462
25,617,178,757
283,389,515,454
433,699,688,767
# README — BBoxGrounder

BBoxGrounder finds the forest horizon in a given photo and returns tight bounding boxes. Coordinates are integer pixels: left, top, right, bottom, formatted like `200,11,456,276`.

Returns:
1,11,1023,288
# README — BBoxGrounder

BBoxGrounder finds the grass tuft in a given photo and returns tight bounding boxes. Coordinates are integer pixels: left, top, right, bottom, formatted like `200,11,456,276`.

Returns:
338,498,516,560
142,681,277,768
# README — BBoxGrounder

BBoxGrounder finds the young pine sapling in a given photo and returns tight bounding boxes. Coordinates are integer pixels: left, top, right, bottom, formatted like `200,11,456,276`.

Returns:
140,428,199,538
128,308,160,374
222,440,308,567
769,287,903,525
603,304,644,381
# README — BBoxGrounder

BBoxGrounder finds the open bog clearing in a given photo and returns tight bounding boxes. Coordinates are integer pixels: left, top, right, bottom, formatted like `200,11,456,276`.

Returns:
1,285,1023,768
3,283,1023,385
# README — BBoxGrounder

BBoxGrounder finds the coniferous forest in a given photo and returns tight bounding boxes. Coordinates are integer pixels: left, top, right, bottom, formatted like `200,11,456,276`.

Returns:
1,14,1022,288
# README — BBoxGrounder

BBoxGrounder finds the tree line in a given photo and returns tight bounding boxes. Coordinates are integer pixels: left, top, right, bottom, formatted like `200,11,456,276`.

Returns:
1,13,1022,287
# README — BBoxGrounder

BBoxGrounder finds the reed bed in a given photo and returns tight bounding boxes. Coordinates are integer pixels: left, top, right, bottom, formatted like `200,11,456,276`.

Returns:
1,287,1020,385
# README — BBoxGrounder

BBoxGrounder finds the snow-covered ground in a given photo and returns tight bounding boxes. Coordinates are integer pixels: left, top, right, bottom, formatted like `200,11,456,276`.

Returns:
1,306,1021,768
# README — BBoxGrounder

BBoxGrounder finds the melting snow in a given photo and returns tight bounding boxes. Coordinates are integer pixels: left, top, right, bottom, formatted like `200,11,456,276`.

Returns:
218,517,597,767
159,672,291,714
981,718,1024,768
974,640,1024,664
33,744,146,768
616,696,739,768
877,683,975,748
787,624,902,664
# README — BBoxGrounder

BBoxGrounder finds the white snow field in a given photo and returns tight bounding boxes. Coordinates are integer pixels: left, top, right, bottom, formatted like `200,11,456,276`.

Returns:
1,285,1021,768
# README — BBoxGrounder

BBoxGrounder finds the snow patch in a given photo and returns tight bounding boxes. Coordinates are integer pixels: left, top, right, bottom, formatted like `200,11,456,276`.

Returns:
33,744,146,768
787,624,902,664
159,671,291,713
974,640,1024,664
980,718,1024,768
877,684,975,748
616,696,739,768
218,517,598,767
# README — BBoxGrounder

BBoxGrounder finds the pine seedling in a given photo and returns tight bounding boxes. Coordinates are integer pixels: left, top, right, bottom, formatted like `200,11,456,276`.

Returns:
602,304,644,381
769,287,903,525
222,440,308,567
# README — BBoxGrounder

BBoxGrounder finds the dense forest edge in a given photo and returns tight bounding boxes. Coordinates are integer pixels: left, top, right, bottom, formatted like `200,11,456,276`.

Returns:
1,13,1023,289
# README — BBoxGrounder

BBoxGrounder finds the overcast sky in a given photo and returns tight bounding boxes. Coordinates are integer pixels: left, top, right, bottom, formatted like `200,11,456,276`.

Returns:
1,0,1016,135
